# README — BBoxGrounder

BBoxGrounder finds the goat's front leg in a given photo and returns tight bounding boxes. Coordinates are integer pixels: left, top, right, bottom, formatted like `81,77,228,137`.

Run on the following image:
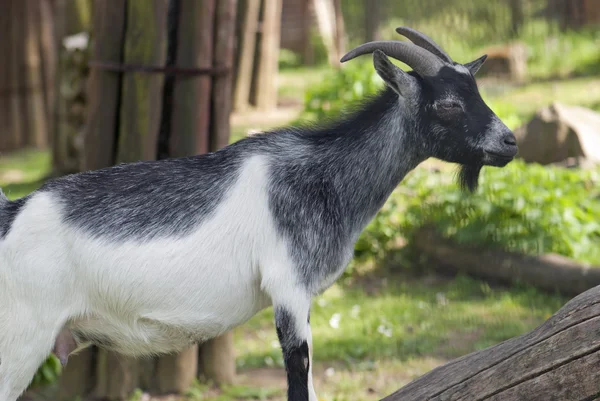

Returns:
274,295,317,401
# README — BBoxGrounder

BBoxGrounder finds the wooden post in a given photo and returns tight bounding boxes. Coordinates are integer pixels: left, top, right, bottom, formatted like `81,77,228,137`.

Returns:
195,0,240,386
9,0,26,151
254,0,282,111
81,0,127,171
23,0,49,148
211,0,237,151
169,0,216,156
332,0,346,62
380,283,600,400
0,1,12,151
233,0,260,112
116,0,168,163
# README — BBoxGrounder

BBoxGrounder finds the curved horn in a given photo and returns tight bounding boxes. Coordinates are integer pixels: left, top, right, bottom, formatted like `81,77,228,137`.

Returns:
340,40,444,77
395,26,453,63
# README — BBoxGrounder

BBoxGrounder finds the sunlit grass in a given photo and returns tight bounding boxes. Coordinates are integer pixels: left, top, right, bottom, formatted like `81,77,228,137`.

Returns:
0,148,51,199
234,272,564,371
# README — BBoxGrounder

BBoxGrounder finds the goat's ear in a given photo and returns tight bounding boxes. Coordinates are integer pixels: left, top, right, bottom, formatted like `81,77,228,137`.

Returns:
463,54,488,75
373,50,417,97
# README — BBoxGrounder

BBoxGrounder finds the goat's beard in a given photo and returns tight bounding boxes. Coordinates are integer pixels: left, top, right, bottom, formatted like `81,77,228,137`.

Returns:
457,164,482,193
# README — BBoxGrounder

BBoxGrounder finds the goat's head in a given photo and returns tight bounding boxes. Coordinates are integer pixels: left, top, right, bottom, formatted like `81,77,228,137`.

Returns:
340,27,518,192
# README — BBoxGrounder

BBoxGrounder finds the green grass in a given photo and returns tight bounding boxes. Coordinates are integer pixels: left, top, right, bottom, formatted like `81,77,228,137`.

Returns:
233,272,564,373
0,148,51,199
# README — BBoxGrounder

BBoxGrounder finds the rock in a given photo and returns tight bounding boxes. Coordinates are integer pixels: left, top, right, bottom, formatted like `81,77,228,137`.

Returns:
514,102,600,165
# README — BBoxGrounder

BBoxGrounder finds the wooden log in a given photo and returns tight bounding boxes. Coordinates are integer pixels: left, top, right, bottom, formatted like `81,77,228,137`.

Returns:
411,226,600,297
380,283,600,401
233,0,260,112
81,0,127,171
116,0,168,163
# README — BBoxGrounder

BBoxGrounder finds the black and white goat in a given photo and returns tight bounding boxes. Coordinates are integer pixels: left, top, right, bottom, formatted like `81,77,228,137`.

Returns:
0,27,517,401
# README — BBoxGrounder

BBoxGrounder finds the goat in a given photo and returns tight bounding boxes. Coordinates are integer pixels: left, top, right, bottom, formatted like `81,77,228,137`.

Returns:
0,27,517,401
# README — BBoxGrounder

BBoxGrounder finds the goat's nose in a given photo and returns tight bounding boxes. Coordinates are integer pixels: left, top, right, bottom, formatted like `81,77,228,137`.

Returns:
503,133,517,146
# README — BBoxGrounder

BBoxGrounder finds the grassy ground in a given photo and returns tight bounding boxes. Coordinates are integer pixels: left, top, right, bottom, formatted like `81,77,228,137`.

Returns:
4,66,591,401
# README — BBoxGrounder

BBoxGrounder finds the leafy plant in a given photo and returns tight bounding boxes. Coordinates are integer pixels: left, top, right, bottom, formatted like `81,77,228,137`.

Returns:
355,160,600,266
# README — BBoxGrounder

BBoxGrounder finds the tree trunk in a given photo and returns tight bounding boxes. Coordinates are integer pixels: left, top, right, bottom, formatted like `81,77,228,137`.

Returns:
381,283,600,400
253,0,282,111
233,0,260,112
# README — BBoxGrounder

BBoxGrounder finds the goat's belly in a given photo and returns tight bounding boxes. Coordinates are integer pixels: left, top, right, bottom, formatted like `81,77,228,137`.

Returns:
70,256,271,357
69,298,268,357
69,229,273,356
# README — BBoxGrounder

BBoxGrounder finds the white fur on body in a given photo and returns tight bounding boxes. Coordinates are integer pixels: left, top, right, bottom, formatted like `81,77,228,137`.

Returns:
0,156,323,401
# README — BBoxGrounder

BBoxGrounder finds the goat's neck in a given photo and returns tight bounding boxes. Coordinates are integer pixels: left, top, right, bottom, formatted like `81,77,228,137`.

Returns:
326,88,426,232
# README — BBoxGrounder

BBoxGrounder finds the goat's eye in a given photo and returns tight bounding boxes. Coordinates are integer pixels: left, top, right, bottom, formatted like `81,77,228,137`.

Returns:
438,101,462,112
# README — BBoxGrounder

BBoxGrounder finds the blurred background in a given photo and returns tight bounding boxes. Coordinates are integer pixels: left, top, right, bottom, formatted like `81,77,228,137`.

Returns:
2,0,599,400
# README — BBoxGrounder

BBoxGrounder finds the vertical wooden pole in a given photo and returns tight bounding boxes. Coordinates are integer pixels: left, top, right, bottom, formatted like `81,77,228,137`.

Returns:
210,0,238,151
233,0,260,112
10,0,25,150
254,0,282,111
301,0,314,65
169,0,215,157
38,0,57,133
333,0,345,62
196,0,240,385
81,0,127,171
23,0,49,148
0,1,11,151
116,0,169,163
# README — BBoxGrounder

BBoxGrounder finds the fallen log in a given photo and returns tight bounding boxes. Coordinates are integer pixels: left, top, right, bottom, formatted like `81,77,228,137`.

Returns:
380,282,600,400
411,225,600,297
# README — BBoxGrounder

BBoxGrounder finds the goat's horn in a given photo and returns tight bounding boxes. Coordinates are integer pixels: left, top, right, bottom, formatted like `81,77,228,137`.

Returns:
340,41,444,77
395,27,453,63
